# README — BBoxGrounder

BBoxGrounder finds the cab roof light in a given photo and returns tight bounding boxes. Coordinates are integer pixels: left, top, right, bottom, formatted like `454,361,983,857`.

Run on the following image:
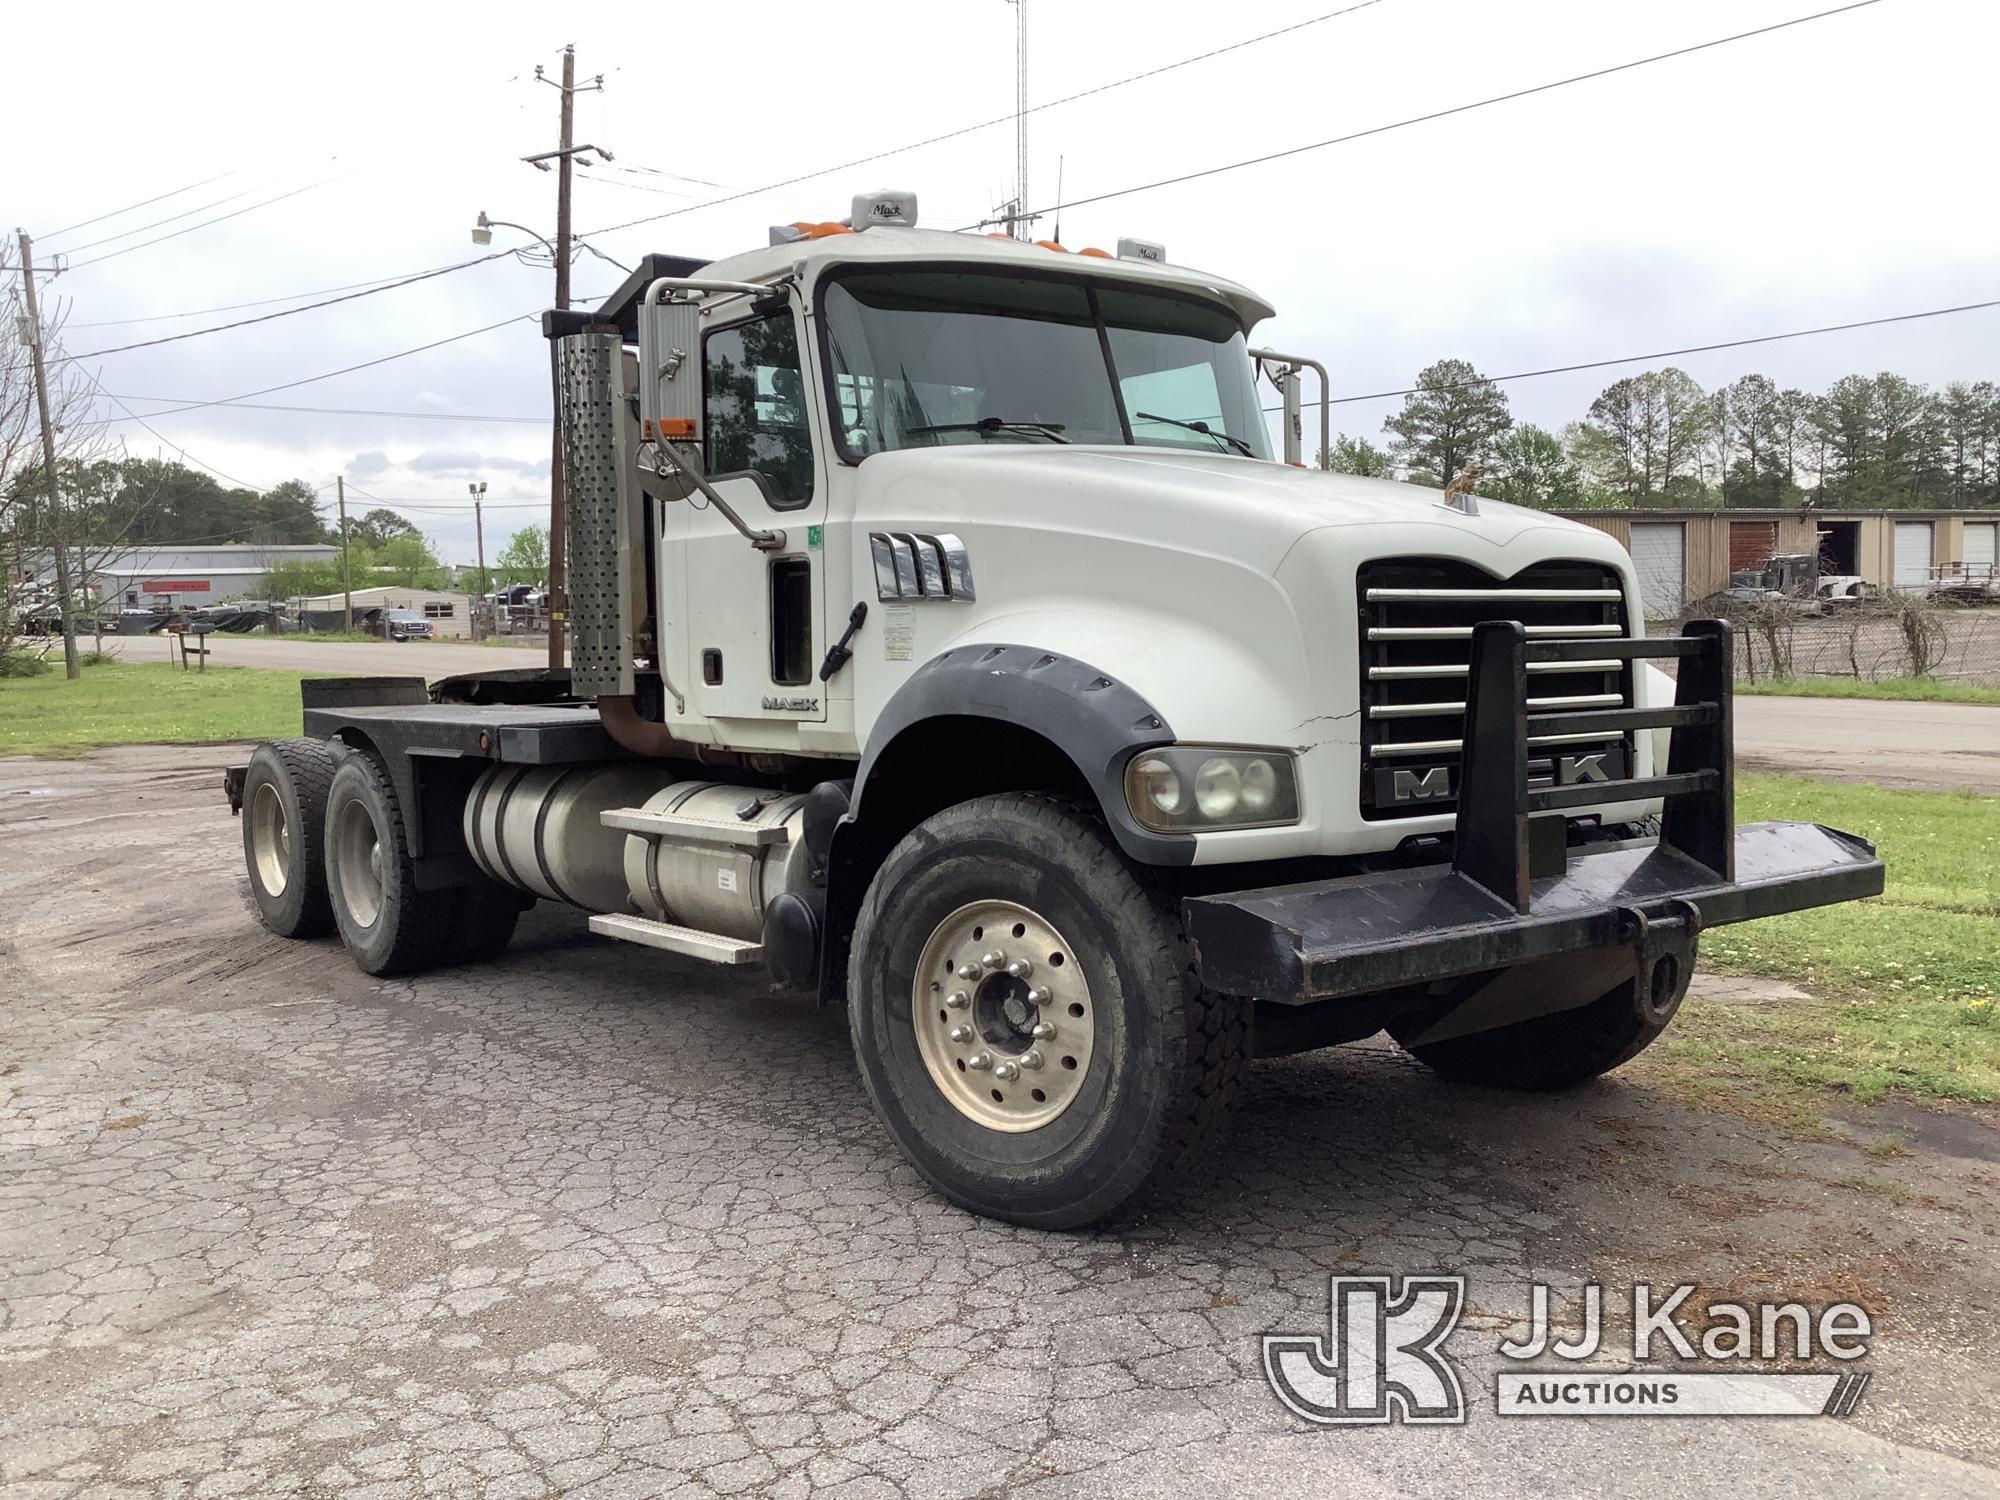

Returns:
851,190,917,228
1116,237,1166,264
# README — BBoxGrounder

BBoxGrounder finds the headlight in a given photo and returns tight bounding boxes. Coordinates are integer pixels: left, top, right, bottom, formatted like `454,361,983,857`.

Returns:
1124,747,1300,833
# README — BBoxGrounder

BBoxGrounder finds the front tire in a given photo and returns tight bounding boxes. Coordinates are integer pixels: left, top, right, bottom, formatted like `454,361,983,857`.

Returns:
241,739,336,938
847,794,1246,1229
323,753,439,976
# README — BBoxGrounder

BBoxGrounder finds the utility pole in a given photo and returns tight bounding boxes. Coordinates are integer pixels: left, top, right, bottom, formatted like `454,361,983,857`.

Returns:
15,231,79,679
469,481,489,640
337,475,352,630
529,44,601,673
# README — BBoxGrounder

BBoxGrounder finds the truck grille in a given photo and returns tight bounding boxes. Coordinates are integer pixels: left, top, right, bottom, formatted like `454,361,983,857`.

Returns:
1358,558,1632,819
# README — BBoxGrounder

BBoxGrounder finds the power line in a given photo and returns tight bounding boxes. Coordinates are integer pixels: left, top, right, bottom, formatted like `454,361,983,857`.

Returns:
105,394,546,423
66,172,345,270
59,185,264,256
982,0,1889,226
39,170,241,241
91,311,542,423
579,0,1394,240
1312,295,2000,407
64,251,522,360
67,260,493,328
71,363,278,492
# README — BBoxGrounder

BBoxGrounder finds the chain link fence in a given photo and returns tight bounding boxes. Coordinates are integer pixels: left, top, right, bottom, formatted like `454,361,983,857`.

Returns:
1672,598,2000,687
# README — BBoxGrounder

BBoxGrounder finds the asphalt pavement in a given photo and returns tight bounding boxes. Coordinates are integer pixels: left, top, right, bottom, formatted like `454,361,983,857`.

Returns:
2,746,1995,1498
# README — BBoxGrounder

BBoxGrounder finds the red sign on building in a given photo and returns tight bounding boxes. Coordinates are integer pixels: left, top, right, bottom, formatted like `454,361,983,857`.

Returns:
144,579,211,593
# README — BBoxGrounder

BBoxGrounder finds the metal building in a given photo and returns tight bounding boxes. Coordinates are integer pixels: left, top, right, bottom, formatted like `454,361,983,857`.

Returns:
1558,508,2000,616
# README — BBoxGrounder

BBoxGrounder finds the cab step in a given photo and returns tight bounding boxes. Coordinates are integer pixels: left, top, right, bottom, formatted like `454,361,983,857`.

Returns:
587,912,765,965
600,807,791,849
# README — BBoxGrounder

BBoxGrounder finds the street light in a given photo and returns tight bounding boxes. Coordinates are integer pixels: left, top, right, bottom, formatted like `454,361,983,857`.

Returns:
472,210,558,257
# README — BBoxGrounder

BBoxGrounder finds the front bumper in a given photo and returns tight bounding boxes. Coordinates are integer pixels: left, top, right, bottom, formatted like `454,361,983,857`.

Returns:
1185,618,1884,1014
1184,820,1882,1004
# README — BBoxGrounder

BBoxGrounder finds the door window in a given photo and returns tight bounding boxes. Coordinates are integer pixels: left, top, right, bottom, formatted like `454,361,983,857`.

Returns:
704,313,814,507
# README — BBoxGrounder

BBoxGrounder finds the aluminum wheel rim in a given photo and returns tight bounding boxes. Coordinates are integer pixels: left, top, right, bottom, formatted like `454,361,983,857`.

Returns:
332,795,384,929
912,899,1095,1133
249,781,291,898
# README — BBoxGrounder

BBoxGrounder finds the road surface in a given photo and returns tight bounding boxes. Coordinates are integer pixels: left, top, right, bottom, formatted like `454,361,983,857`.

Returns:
1,745,1995,1498
137,635,2000,794
1733,693,2000,792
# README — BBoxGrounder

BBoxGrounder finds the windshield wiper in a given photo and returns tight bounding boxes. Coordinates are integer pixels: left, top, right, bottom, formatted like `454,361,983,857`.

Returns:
1133,411,1253,457
908,416,1070,443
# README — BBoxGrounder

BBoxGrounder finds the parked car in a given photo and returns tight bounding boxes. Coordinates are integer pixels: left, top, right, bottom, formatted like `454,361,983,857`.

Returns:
384,609,434,642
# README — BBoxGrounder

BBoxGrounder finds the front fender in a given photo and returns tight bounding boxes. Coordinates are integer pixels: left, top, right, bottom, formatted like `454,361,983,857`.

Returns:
851,643,1189,867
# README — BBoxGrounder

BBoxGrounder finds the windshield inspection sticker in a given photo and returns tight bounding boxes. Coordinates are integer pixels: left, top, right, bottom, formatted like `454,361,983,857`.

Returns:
883,604,914,662
1261,1276,1873,1425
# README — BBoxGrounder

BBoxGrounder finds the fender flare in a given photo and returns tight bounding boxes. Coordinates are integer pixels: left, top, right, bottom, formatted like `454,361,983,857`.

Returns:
848,642,1190,868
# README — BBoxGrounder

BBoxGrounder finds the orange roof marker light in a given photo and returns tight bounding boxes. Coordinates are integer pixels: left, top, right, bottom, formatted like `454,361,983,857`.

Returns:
1077,247,1112,258
808,221,854,238
1033,240,1070,253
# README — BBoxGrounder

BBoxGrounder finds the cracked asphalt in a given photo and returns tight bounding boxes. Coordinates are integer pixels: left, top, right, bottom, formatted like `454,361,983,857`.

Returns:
4,746,1997,1499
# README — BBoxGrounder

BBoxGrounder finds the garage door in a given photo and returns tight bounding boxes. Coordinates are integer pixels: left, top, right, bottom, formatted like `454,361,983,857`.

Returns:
1628,522,1687,618
1729,522,1777,573
1966,521,1997,582
1893,522,1934,590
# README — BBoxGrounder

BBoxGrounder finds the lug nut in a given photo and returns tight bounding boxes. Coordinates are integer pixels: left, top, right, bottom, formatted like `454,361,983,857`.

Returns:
956,962,981,981
1027,985,1052,1006
982,949,1007,970
948,1025,973,1044
968,1052,993,1071
994,1061,1020,1082
1005,958,1033,979
1031,1021,1056,1040
945,991,970,1010
1019,1049,1044,1070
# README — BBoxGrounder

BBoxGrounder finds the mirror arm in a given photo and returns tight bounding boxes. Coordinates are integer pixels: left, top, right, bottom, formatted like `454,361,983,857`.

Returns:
649,439,787,553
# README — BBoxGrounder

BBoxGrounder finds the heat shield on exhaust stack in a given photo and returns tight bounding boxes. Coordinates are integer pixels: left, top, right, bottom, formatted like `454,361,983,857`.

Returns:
557,329,641,700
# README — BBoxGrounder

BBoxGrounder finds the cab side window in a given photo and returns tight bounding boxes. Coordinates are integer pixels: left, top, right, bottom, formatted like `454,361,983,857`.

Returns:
704,312,814,507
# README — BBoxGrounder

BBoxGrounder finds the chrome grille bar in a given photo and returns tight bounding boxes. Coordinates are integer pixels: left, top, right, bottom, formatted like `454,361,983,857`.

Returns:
1371,731,1620,758
1365,587,1623,602
1367,624,1622,640
1370,660,1621,679
1368,692,1623,720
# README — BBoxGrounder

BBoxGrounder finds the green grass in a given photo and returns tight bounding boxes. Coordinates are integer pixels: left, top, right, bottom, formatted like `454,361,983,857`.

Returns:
1651,774,2000,1116
1736,676,2000,705
0,660,324,758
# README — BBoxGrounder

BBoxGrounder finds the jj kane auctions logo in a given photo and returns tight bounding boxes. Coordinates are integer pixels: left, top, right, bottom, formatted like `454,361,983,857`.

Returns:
1262,1276,1873,1424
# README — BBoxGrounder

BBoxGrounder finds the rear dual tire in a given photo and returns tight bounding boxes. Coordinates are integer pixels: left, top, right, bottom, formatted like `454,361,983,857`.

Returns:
242,739,338,939
319,753,524,975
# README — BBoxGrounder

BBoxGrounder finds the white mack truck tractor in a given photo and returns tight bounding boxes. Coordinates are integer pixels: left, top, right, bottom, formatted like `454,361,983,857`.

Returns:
226,193,1883,1228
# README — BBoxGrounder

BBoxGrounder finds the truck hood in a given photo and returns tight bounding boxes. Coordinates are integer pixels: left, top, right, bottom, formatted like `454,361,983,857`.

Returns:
853,445,1599,572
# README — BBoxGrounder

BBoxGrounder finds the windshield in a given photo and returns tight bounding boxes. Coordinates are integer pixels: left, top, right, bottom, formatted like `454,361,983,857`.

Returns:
821,269,1272,462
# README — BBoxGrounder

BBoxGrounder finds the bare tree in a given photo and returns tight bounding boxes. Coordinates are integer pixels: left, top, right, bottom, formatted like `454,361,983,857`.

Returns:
4,244,126,668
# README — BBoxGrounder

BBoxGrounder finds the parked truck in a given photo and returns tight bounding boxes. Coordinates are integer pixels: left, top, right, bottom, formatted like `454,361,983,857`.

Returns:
227,194,1884,1227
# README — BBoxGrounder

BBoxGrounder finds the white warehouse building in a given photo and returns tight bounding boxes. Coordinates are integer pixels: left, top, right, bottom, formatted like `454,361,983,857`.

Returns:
24,543,338,609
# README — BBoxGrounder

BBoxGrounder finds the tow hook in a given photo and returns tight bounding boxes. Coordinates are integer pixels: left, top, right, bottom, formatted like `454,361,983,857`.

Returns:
1618,899,1701,1027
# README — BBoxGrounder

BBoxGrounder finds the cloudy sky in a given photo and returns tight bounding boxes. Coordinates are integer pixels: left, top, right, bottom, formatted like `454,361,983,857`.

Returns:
13,0,1993,564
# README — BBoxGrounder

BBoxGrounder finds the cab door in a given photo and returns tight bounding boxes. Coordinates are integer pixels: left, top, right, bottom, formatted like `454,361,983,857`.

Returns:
681,306,827,726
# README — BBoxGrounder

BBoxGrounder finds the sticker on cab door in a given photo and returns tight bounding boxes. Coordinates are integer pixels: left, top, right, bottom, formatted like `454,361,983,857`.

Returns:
883,603,914,662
